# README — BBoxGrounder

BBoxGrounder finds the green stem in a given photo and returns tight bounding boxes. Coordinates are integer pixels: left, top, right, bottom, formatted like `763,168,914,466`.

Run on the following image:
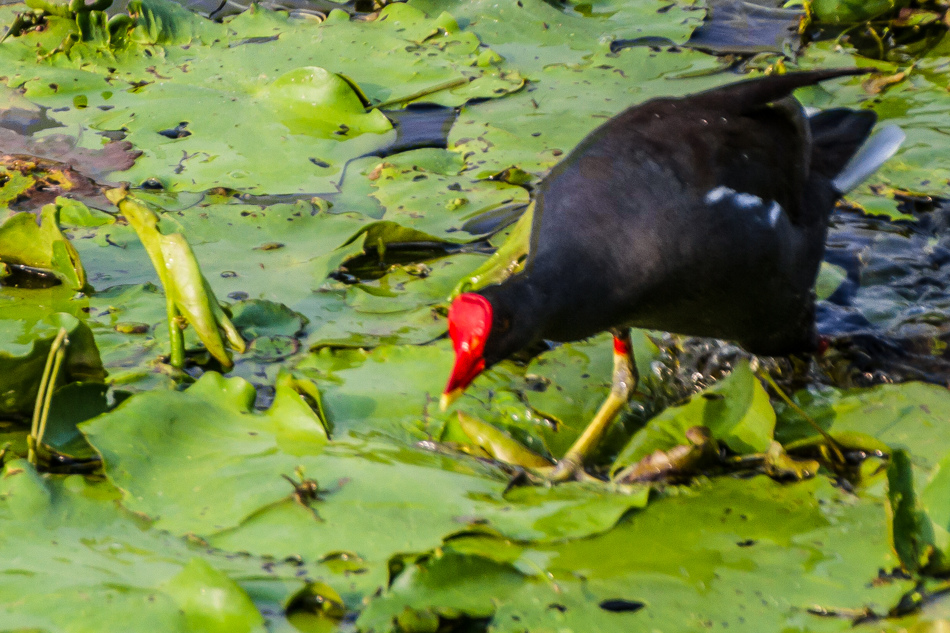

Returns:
29,327,68,466
36,344,66,449
167,294,184,368
758,368,846,464
369,77,471,111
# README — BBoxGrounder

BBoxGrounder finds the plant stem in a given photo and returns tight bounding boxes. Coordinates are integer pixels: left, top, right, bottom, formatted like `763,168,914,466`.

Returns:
369,77,470,110
167,293,184,368
36,344,66,448
29,327,68,466
757,368,846,464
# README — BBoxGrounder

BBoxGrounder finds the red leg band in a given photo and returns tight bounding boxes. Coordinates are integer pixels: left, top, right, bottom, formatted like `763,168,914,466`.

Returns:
613,335,632,356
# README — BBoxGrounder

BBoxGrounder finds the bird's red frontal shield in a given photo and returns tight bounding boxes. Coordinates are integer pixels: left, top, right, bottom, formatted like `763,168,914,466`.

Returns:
442,293,493,408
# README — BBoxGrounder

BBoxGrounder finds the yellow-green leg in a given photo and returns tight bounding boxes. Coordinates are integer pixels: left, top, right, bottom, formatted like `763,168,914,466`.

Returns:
550,328,638,482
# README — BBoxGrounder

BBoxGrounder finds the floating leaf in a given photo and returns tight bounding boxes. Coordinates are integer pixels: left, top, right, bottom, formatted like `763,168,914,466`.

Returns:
0,459,309,631
810,0,911,24
262,66,392,138
360,476,909,632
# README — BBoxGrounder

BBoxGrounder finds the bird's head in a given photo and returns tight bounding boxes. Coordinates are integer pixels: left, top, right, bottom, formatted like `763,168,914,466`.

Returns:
440,293,493,410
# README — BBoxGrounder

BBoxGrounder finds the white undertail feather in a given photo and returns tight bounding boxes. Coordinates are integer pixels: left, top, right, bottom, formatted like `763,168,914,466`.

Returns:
832,125,906,194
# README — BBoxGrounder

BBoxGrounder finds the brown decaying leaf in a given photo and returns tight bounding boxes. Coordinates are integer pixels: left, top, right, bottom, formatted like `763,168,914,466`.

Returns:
863,71,907,95
614,426,719,484
1,154,102,211
0,128,140,180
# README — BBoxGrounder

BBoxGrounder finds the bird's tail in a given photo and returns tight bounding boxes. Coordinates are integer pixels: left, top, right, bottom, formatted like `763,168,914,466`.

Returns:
808,107,876,177
830,124,905,194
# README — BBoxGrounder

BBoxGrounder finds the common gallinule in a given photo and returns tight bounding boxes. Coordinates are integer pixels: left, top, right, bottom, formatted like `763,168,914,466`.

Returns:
440,68,903,480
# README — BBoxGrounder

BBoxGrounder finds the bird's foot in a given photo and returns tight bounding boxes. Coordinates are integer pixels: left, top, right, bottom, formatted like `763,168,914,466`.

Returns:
548,454,582,483
546,453,602,484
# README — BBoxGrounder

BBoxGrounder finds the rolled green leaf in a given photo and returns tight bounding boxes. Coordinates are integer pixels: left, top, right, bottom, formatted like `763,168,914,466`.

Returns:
106,188,245,369
456,411,553,470
451,202,532,297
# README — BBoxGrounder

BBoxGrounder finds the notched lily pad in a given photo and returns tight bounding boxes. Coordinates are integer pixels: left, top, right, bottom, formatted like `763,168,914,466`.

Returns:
230,299,309,339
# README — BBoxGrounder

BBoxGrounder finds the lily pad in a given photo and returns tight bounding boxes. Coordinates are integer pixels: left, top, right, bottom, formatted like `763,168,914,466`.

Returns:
0,0,522,194
360,476,911,632
0,459,310,631
81,370,649,584
0,203,87,290
777,382,950,472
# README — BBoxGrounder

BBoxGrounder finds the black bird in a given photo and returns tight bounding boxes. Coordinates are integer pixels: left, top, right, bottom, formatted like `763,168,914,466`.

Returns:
440,68,903,480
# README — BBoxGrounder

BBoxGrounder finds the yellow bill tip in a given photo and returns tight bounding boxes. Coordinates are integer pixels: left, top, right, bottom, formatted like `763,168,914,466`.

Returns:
440,389,463,411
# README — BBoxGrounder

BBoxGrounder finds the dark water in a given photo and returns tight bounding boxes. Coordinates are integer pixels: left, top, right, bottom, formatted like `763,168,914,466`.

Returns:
817,201,950,386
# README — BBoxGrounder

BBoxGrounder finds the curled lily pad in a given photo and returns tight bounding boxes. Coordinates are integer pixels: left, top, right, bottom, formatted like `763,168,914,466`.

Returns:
0,204,87,291
613,426,719,484
763,440,820,482
612,360,775,475
263,66,392,138
888,447,950,576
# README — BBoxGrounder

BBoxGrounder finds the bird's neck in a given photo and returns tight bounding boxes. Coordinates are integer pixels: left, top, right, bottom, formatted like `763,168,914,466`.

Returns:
478,273,554,367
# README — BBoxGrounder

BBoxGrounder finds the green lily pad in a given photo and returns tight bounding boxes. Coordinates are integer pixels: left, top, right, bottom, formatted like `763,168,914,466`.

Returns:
261,66,392,138
0,203,86,290
369,148,530,240
777,382,950,472
0,459,311,631
159,558,265,633
81,370,649,586
230,300,309,339
360,475,910,632
0,0,522,194
810,0,911,25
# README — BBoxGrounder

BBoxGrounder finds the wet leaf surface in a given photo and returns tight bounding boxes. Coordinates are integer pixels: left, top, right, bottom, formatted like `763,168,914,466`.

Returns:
360,476,912,632
0,459,310,630
2,0,950,629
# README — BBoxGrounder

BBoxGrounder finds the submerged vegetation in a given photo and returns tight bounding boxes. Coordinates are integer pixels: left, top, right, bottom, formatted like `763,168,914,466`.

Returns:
3,0,950,630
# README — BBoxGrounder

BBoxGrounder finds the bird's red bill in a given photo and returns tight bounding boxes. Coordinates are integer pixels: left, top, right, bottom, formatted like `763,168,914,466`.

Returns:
444,293,493,397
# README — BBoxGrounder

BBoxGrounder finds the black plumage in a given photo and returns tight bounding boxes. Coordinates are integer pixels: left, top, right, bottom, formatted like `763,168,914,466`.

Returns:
475,69,877,366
